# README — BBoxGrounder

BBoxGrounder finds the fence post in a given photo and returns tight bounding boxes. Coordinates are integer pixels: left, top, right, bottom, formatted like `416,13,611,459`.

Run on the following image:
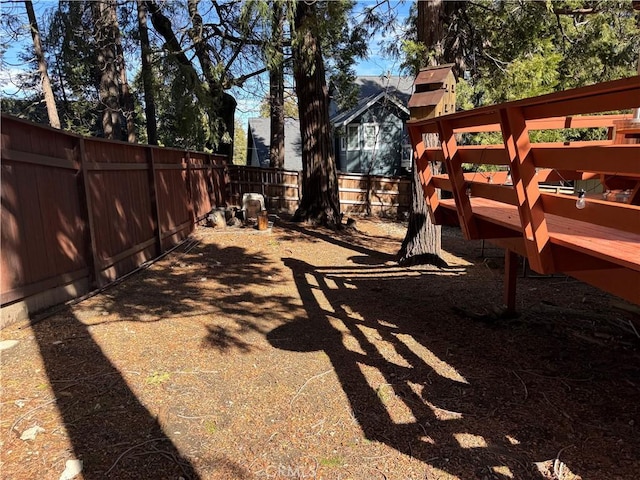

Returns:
77,137,101,287
185,151,196,228
147,146,163,255
205,153,214,208
366,174,372,216
225,164,234,206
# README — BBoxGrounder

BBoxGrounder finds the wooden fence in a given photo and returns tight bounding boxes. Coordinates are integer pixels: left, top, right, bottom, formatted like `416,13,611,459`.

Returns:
227,165,411,218
1,115,411,325
227,165,301,213
1,115,226,326
338,173,411,217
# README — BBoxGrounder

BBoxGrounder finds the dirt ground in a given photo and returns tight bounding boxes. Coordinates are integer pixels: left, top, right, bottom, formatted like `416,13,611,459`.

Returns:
1,217,639,480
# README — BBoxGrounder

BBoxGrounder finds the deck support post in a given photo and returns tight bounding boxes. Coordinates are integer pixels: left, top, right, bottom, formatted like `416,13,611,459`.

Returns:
499,107,554,274
437,120,479,239
504,249,519,315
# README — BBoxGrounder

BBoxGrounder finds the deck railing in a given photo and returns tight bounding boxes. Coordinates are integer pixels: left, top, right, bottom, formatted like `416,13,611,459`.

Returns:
407,76,640,307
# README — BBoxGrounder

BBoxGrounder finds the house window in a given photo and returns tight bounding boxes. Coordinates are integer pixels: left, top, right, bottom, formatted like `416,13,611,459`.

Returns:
347,125,359,150
362,123,379,150
340,136,347,151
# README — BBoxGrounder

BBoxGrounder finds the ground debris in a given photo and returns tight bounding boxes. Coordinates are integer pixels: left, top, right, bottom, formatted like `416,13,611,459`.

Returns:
1,220,639,480
20,425,45,441
59,459,83,480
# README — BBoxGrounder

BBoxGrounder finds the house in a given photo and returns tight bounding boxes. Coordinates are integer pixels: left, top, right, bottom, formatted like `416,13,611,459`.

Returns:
332,75,414,176
246,117,303,171
245,75,416,176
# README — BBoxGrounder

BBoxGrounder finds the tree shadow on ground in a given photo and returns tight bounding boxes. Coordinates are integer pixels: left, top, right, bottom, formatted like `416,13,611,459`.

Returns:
29,312,205,479
73,239,299,353
18,238,297,479
277,219,399,264
268,250,639,479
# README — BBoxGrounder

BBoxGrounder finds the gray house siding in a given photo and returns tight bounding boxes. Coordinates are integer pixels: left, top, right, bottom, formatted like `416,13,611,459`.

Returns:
247,76,413,176
335,102,409,176
246,118,303,171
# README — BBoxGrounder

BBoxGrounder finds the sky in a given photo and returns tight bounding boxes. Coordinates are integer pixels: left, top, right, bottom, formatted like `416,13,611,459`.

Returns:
353,1,412,75
0,0,412,125
232,0,412,125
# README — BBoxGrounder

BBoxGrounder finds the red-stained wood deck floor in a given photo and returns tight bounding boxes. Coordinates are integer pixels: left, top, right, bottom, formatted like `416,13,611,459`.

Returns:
439,197,640,304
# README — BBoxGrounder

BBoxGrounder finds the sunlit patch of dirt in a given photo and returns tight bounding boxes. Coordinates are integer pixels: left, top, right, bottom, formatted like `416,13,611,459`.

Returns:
1,218,638,479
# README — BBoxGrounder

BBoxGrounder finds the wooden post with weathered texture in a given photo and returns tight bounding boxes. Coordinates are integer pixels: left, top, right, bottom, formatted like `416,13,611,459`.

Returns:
77,137,101,287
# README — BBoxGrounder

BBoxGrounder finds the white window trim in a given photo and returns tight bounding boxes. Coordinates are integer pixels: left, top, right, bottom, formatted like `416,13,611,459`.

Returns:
347,125,360,151
361,123,379,151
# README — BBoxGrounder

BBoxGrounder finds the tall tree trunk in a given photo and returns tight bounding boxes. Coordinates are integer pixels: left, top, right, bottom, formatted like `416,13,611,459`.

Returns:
269,0,285,169
398,0,446,265
92,0,122,140
417,0,444,64
292,1,340,226
398,134,443,266
110,2,136,142
417,0,468,75
24,0,60,129
136,0,158,145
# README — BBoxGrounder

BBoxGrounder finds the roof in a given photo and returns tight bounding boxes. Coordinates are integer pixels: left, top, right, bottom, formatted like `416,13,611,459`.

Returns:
407,89,446,109
247,118,302,171
331,90,410,127
414,64,455,87
353,75,414,104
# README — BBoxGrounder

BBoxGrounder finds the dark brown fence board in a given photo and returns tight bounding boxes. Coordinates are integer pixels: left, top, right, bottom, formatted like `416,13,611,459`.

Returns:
1,126,89,298
89,168,155,266
1,114,409,324
147,148,163,254
18,163,53,283
1,115,230,319
218,166,228,205
156,167,190,236
37,165,80,276
189,154,213,220
1,161,29,291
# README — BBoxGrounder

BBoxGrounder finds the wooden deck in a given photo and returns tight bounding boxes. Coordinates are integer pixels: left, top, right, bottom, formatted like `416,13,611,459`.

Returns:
440,197,640,271
408,76,640,309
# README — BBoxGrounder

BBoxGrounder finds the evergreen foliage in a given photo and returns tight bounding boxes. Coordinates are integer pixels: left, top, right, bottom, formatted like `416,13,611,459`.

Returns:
399,0,639,108
1,0,637,165
233,119,248,165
